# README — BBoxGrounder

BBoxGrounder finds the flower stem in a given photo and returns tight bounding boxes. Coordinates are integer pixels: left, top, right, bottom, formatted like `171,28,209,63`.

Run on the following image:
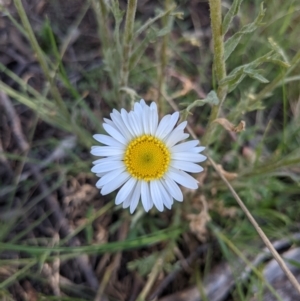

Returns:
120,0,137,109
202,0,227,145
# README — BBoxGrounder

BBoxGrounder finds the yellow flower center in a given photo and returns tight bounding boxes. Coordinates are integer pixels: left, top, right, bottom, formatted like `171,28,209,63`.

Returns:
124,135,171,181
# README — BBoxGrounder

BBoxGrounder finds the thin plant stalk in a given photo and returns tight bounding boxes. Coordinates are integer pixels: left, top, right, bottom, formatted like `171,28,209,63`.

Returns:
0,261,36,289
208,156,300,295
92,0,110,51
13,0,69,118
202,0,227,145
136,257,164,301
157,0,173,116
120,0,138,109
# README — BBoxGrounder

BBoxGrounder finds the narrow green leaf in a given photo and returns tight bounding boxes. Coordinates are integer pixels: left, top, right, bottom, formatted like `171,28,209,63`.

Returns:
224,34,242,62
134,5,176,37
220,67,245,86
268,37,290,65
110,0,124,55
221,51,277,91
127,253,159,276
224,3,266,61
156,25,173,37
222,0,244,35
180,91,220,120
265,58,290,68
244,69,269,83
0,227,183,255
227,73,247,92
130,28,157,70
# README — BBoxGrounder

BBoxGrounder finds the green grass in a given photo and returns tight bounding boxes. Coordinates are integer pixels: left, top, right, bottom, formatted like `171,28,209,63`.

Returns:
0,0,300,300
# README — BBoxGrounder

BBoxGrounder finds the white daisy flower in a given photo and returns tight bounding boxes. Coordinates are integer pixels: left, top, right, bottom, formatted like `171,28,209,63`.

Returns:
91,99,206,213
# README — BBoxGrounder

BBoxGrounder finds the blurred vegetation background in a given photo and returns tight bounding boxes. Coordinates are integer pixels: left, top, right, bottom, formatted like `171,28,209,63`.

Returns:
0,0,300,300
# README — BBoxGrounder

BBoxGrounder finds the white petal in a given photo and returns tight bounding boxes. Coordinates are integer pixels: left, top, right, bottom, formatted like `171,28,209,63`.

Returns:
121,109,136,137
129,181,142,213
115,177,137,205
133,104,144,133
190,146,206,153
157,180,173,209
163,175,183,202
140,99,146,107
164,121,188,145
157,112,179,140
176,121,187,130
171,140,199,153
163,194,173,209
150,102,157,110
171,160,204,173
168,167,198,189
134,102,143,123
150,180,164,212
103,123,127,145
93,134,124,147
111,110,132,140
101,172,131,195
96,166,126,188
141,181,152,212
128,112,140,136
172,152,207,163
91,160,124,173
96,172,107,177
166,132,189,147
122,188,134,209
142,105,150,134
103,118,118,130
149,103,158,135
91,146,124,157
92,155,122,165
155,114,171,138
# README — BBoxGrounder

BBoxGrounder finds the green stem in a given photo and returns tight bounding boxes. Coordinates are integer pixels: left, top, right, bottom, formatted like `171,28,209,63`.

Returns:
13,0,69,118
202,0,227,145
120,0,138,109
93,0,110,52
210,0,226,85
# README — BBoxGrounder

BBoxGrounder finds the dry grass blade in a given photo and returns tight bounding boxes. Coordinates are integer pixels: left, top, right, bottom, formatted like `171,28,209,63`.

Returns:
208,156,300,295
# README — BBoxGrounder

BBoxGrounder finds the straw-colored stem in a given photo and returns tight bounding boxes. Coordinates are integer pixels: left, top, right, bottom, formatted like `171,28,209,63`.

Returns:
136,257,164,301
120,0,137,109
157,0,173,116
208,156,300,295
